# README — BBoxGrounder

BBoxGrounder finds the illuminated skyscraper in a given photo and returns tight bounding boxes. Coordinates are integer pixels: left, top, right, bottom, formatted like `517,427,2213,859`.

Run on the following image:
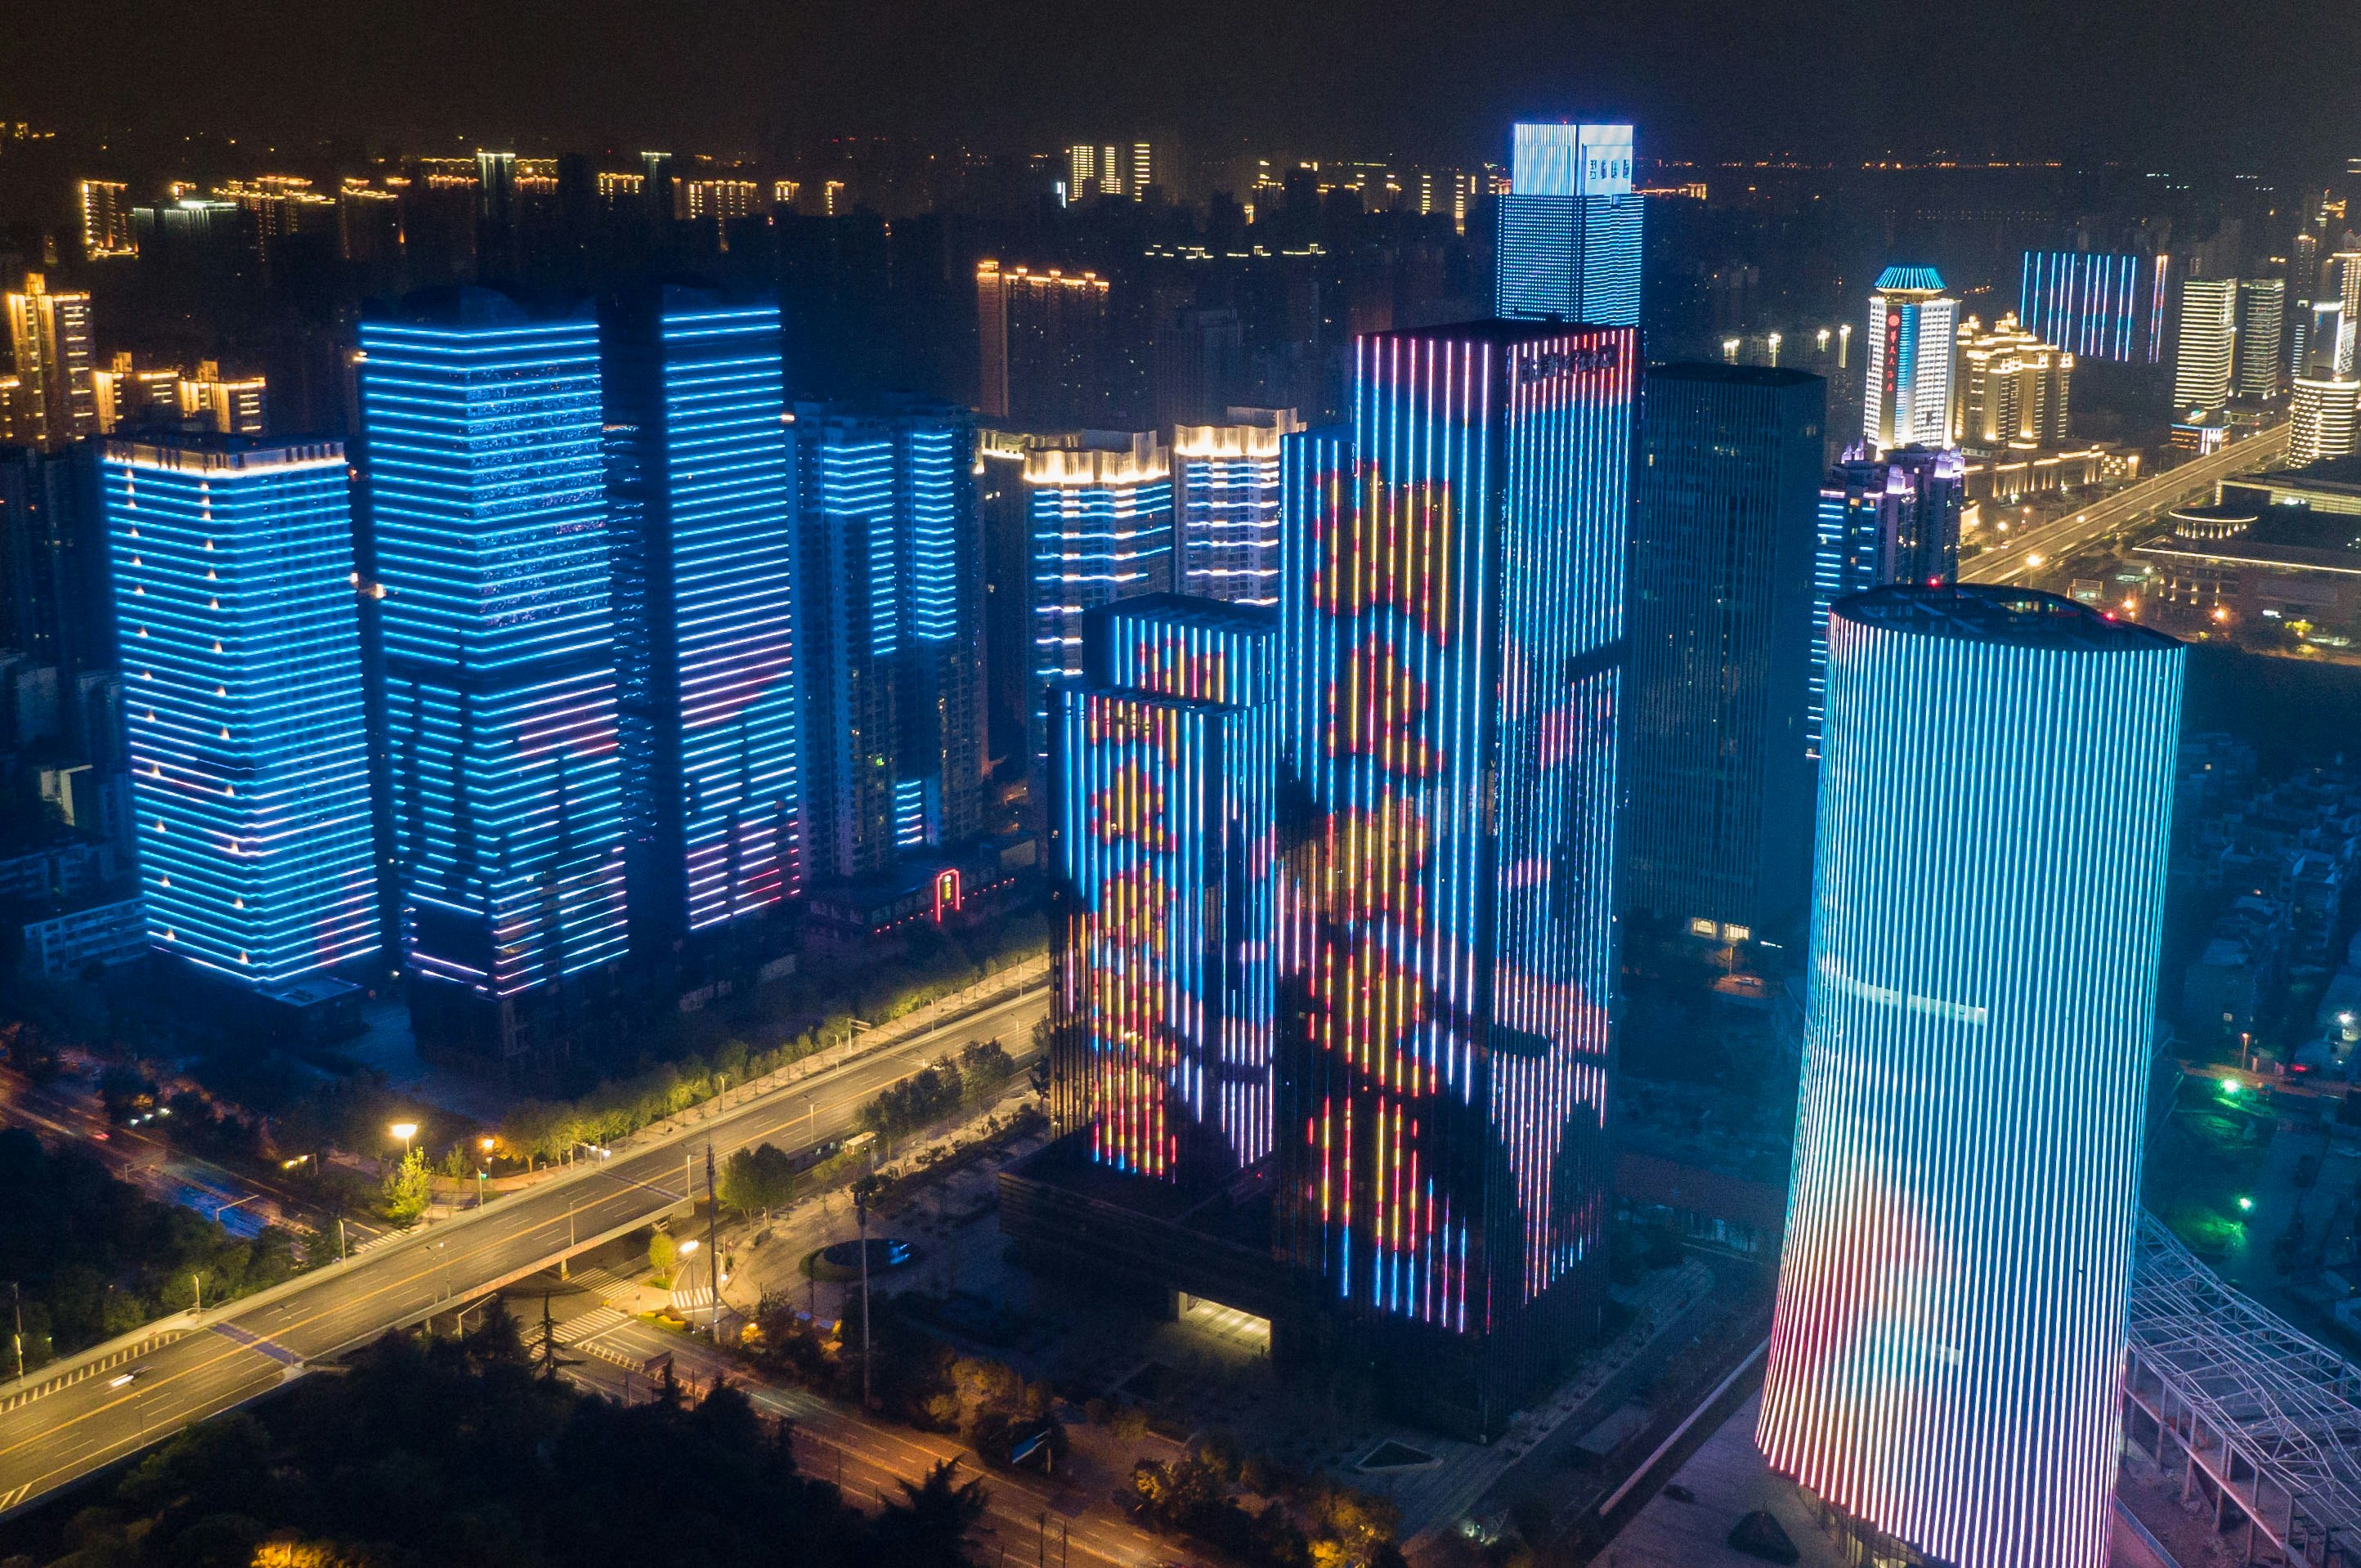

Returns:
1278,320,1634,1436
1494,122,1641,325
794,402,987,882
1173,408,1300,605
1049,594,1280,1182
1758,584,2183,1568
101,435,378,987
1809,448,1963,755
1863,267,1958,452
2237,276,2287,399
357,290,629,1055
2290,373,2361,466
1026,433,1172,768
2018,250,2168,364
2173,276,2240,412
79,181,136,260
603,287,802,943
1956,313,2072,447
1625,365,1825,944
6,273,99,451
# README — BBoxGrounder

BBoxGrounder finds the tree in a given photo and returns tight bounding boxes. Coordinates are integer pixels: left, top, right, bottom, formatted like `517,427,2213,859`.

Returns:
720,1144,796,1217
380,1149,432,1227
648,1230,678,1279
874,1458,988,1568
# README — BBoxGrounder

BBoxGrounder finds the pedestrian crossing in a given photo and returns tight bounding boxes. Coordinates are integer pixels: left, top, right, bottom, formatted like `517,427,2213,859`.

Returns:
558,1307,629,1346
565,1265,631,1295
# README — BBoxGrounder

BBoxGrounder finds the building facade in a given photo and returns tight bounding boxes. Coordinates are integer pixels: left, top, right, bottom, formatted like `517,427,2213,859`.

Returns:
602,287,803,945
2237,277,2287,400
1624,365,1825,945
795,402,987,883
1026,434,1172,770
5,273,99,452
358,291,629,1057
2017,249,2168,364
1173,408,1300,606
101,436,378,987
1956,313,2072,448
2173,276,2240,413
1810,448,1964,755
1493,123,1642,326
1758,584,2184,1568
2291,374,2361,467
1863,267,1958,453
975,261,1120,426
1277,320,1633,1437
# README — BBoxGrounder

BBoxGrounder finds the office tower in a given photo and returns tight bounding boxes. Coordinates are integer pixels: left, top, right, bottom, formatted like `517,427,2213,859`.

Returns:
1494,122,1641,325
1152,307,1245,428
1625,365,1825,944
1173,408,1299,605
2290,374,2361,466
1049,594,1280,1180
1758,584,2182,1568
1065,144,1099,202
2313,298,2359,377
2237,277,2287,398
794,403,988,883
0,443,111,677
357,290,628,1055
2173,276,2240,412
602,287,802,943
1810,448,1963,755
2017,250,2169,364
2296,231,2322,294
2336,251,2361,326
1863,268,1959,452
1027,433,1172,768
1956,313,2072,447
101,436,378,986
6,273,99,451
79,181,136,259
1277,320,1634,1437
974,261,1118,425
640,151,674,221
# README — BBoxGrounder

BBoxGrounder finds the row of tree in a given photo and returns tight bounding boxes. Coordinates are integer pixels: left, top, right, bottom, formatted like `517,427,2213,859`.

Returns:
859,1039,1019,1140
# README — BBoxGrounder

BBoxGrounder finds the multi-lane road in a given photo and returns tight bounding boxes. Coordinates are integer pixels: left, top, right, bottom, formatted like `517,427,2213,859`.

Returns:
1962,421,2292,587
0,983,1047,1517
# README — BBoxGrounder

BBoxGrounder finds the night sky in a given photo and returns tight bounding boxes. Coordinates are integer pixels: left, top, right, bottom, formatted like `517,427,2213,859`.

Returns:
10,0,2361,167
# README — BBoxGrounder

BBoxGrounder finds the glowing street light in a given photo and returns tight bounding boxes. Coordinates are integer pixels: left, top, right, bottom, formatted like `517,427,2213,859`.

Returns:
390,1122,419,1156
2237,1195,2256,1213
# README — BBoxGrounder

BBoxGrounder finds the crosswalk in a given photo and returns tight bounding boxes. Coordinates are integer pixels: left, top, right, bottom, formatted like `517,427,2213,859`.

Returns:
557,1307,629,1346
564,1265,631,1295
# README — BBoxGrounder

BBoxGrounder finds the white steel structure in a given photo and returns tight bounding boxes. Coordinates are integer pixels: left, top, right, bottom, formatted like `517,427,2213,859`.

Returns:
1759,584,2184,1568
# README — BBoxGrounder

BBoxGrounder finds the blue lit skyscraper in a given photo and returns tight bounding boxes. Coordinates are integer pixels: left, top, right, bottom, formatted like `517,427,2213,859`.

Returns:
1864,267,1959,452
603,286,801,942
1809,447,1963,755
1494,123,1641,326
794,402,987,883
1278,320,1634,1437
358,290,629,1049
1026,432,1172,771
2018,250,2171,365
101,435,378,986
1173,408,1299,604
1760,585,2183,1568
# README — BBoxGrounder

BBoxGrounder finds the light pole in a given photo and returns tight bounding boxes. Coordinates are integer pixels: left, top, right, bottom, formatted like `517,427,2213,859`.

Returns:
705,1140,722,1344
855,1190,873,1409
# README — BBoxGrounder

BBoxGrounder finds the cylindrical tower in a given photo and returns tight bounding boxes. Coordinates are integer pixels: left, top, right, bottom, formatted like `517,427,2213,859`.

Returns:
1758,585,2183,1568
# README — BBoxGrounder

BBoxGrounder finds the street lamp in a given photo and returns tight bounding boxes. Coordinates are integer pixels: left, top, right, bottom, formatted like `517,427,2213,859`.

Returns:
2237,1195,2256,1213
390,1122,419,1158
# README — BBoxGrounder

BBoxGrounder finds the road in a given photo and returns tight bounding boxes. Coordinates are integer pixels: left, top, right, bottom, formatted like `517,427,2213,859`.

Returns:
0,983,1047,1518
1962,421,2291,587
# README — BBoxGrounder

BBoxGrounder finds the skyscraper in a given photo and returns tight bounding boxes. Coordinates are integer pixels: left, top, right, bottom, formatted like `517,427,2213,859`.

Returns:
1278,320,1634,1437
602,287,802,945
1173,408,1300,606
1494,122,1641,325
1624,365,1825,944
2290,373,2361,466
6,273,99,451
79,181,137,260
794,402,988,883
2017,250,2169,364
1810,448,1963,754
2237,276,2287,399
0,444,111,679
1048,594,1280,1182
1758,584,2183,1568
1956,313,2072,448
974,261,1119,425
1863,268,1958,452
2172,276,2240,412
1027,433,1172,770
101,435,378,987
357,290,628,1059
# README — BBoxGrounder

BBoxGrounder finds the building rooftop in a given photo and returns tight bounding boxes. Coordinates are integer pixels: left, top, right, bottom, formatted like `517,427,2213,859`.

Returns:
1102,593,1280,638
1835,583,2180,652
101,432,345,473
1873,265,1948,293
1362,316,1633,346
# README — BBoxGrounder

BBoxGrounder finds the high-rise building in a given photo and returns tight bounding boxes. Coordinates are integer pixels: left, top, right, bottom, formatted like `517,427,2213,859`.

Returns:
2173,276,2240,413
1277,320,1634,1437
101,436,378,988
0,444,111,678
2303,298,2358,378
974,262,1119,426
601,287,803,944
1758,583,2183,1568
1173,408,1300,605
1863,267,1958,452
1810,448,1963,754
1494,122,1641,326
1026,433,1172,769
357,290,629,1057
2017,250,2169,364
79,181,137,260
1048,594,1280,1182
2237,276,2287,399
793,402,988,883
1624,365,1825,944
1956,312,2072,448
2290,374,2361,466
6,273,99,451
